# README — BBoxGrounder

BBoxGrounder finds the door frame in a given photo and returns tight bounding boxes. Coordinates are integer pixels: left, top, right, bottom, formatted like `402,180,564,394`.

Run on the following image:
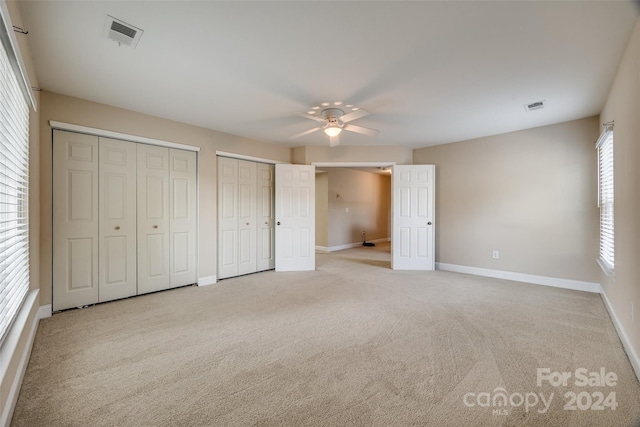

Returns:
312,162,396,169
216,151,289,166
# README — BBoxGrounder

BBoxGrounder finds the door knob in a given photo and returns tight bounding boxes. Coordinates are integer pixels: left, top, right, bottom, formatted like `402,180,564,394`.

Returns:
427,222,432,225
246,222,250,225
277,221,281,225
115,226,120,230
265,221,268,225
153,225,158,229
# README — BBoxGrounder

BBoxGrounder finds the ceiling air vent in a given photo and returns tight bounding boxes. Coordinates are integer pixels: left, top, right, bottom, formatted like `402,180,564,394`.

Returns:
524,100,547,112
103,15,143,49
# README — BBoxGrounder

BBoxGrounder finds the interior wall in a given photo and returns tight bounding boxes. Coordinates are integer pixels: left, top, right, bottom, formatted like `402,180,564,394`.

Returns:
599,18,640,375
38,91,291,305
413,116,600,283
315,172,328,247
326,169,391,248
294,145,413,165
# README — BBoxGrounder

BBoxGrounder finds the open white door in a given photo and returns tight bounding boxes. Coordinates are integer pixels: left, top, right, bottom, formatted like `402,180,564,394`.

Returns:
275,164,315,271
391,165,435,270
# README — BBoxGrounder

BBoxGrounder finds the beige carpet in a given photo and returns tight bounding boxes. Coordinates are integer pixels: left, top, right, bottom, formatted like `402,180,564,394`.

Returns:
11,243,640,426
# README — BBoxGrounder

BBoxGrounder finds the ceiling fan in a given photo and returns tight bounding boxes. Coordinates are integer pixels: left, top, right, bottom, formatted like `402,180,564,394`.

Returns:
291,105,379,147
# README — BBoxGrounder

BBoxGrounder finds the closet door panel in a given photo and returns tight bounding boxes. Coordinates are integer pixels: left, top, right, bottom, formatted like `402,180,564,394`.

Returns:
218,157,239,279
237,160,257,276
52,130,99,311
137,144,170,294
256,163,275,271
99,137,137,302
170,149,197,288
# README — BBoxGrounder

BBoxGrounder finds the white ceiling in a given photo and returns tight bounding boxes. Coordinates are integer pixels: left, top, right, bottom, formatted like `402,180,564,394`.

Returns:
18,1,639,148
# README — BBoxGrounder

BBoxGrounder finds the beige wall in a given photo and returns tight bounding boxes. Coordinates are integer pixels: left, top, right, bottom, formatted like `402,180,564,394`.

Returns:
1,0,41,422
413,117,600,283
599,18,640,373
324,169,391,248
291,146,306,165
292,144,413,165
38,91,290,305
315,172,329,247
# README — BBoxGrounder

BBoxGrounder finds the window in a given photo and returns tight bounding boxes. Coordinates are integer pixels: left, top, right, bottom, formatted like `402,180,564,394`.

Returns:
0,6,31,346
596,127,614,276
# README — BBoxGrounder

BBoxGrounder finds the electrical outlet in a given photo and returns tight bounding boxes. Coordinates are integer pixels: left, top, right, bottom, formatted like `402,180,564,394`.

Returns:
345,207,349,213
492,251,499,259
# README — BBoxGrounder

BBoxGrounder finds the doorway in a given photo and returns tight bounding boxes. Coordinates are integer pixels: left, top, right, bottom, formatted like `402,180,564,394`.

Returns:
315,166,392,253
313,162,436,271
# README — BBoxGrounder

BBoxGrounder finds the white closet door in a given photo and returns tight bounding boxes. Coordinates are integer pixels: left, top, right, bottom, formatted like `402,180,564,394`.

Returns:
238,160,257,275
218,157,239,279
99,137,137,302
256,163,275,272
170,149,197,288
137,144,171,294
52,130,99,311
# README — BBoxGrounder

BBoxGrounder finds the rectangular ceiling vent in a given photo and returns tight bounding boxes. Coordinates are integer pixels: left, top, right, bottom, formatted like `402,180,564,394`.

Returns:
524,100,547,112
103,15,143,49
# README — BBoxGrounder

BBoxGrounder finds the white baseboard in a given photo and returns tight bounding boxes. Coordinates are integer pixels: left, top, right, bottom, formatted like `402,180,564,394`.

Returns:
38,304,52,319
1,290,40,427
198,275,217,286
600,291,640,382
317,237,390,253
436,263,603,294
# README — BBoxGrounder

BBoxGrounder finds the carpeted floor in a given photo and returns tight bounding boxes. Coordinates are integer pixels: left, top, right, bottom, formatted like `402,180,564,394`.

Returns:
11,243,640,426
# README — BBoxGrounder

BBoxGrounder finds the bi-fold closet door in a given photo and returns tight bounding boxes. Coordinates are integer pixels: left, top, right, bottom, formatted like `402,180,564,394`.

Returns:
218,157,274,280
52,130,197,311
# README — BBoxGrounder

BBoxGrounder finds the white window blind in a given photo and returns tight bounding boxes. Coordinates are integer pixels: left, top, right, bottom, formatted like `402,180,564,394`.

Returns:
0,16,30,345
596,128,614,275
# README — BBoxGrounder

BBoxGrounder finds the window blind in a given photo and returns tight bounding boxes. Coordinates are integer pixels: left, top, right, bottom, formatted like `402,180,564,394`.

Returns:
596,129,614,274
0,19,29,346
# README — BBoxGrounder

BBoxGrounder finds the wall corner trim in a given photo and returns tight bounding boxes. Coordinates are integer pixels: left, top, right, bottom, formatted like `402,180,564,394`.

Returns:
198,275,217,286
38,305,52,319
435,263,603,293
600,291,640,382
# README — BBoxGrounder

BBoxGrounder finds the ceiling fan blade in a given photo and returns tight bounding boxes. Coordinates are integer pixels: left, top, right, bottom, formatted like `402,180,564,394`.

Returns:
290,126,321,139
329,135,340,147
340,108,370,123
297,112,326,123
343,124,379,136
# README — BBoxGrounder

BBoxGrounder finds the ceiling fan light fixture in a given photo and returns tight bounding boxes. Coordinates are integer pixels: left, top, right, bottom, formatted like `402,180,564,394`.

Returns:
324,125,342,137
